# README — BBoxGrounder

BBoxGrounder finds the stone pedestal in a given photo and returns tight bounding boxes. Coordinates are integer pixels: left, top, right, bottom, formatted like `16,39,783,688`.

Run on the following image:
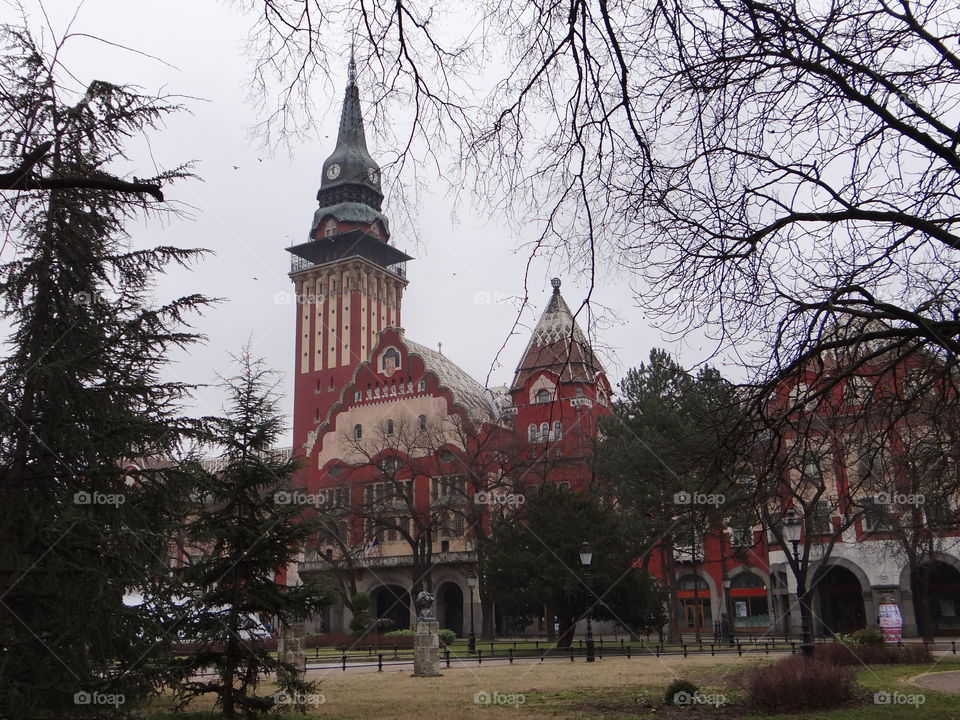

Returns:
413,620,442,677
277,622,307,679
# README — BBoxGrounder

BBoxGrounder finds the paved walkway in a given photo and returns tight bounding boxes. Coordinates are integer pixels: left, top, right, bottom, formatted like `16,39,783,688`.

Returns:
911,671,960,694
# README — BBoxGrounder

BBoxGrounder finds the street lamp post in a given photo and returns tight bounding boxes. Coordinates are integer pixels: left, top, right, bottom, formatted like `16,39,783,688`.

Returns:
783,510,814,657
722,574,735,646
579,541,595,663
467,571,478,654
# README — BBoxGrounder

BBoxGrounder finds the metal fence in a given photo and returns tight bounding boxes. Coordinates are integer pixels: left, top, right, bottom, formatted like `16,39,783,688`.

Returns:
305,636,960,672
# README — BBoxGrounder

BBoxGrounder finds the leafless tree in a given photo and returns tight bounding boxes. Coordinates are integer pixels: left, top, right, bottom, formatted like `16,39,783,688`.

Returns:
238,0,960,421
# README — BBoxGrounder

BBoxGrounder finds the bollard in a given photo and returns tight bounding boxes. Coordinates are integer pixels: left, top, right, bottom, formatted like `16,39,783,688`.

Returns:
656,644,660,658
683,644,688,658
570,647,575,662
627,645,631,659
790,642,795,655
509,648,514,664
541,649,546,662
952,641,957,655
394,644,399,659
378,653,383,672
478,649,483,664
737,641,742,657
710,644,715,656
445,648,451,668
341,652,347,671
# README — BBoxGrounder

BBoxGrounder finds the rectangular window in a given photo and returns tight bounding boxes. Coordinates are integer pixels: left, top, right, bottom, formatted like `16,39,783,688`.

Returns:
862,497,893,532
811,500,832,534
926,502,955,530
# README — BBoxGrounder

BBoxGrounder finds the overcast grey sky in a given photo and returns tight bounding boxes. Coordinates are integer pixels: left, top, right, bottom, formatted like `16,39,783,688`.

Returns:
12,0,735,443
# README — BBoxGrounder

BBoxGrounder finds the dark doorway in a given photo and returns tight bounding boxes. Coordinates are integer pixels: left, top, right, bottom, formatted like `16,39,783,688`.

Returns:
816,566,866,634
913,562,960,636
437,582,464,635
371,585,410,631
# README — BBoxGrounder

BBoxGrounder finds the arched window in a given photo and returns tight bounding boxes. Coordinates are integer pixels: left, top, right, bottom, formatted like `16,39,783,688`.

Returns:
528,424,537,442
677,574,706,591
540,422,549,441
418,414,427,432
324,219,337,237
535,388,552,404
386,419,395,435
553,421,562,440
417,379,426,392
731,572,766,590
354,424,363,440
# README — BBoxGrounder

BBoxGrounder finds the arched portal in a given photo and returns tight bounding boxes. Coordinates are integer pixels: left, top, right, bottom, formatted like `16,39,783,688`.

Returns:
913,561,960,636
370,585,410,631
436,582,464,635
815,565,866,634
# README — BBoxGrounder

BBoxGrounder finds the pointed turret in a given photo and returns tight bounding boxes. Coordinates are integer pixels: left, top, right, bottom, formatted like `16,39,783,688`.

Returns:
316,54,384,212
512,278,605,390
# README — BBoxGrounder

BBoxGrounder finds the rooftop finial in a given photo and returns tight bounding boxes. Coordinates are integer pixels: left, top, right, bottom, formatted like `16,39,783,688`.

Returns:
551,277,562,292
348,44,356,85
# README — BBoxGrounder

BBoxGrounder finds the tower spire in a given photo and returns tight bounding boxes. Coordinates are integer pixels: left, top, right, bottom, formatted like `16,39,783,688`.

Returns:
315,56,383,209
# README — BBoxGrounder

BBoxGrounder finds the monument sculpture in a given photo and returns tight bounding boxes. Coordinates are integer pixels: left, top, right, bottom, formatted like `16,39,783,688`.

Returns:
413,591,441,677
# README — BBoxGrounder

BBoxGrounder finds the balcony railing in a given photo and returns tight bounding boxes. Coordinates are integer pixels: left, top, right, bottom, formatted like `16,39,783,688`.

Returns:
289,255,407,279
299,549,477,572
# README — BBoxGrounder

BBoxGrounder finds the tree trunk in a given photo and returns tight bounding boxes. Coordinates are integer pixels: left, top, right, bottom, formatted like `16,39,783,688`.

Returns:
556,614,576,648
917,566,935,643
480,596,495,640
664,546,681,643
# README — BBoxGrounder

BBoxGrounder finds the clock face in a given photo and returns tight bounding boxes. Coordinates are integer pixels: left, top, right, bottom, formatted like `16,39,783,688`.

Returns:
326,163,341,180
367,167,380,183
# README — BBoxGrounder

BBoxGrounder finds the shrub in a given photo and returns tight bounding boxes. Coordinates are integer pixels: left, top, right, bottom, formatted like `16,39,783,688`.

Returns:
385,629,414,638
849,628,884,645
816,641,932,666
439,628,456,647
664,679,699,706
747,656,858,712
303,631,414,649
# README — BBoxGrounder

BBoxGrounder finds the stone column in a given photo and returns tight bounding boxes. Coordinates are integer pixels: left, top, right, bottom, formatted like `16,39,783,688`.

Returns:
413,620,442,677
277,622,307,679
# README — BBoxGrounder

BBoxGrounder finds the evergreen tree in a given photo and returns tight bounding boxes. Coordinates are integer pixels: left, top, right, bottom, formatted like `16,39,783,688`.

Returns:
177,350,332,718
593,349,742,642
484,484,665,646
0,24,208,718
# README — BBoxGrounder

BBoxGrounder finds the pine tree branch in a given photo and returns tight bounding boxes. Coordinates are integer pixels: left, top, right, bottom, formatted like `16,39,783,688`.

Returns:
0,141,164,201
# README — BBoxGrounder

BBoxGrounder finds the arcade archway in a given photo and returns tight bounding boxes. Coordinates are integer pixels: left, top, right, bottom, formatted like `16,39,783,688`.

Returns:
370,584,410,631
913,561,960,636
815,565,866,634
436,582,464,635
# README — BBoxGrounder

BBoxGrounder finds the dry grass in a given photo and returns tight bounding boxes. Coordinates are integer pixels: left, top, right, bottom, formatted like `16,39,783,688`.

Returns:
299,655,761,720
146,655,768,719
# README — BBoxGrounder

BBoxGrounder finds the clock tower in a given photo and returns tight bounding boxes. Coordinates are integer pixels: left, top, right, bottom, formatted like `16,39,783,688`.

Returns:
287,57,412,454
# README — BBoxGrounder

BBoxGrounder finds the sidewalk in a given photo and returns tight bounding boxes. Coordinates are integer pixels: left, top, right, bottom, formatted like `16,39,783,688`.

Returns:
911,671,960,694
